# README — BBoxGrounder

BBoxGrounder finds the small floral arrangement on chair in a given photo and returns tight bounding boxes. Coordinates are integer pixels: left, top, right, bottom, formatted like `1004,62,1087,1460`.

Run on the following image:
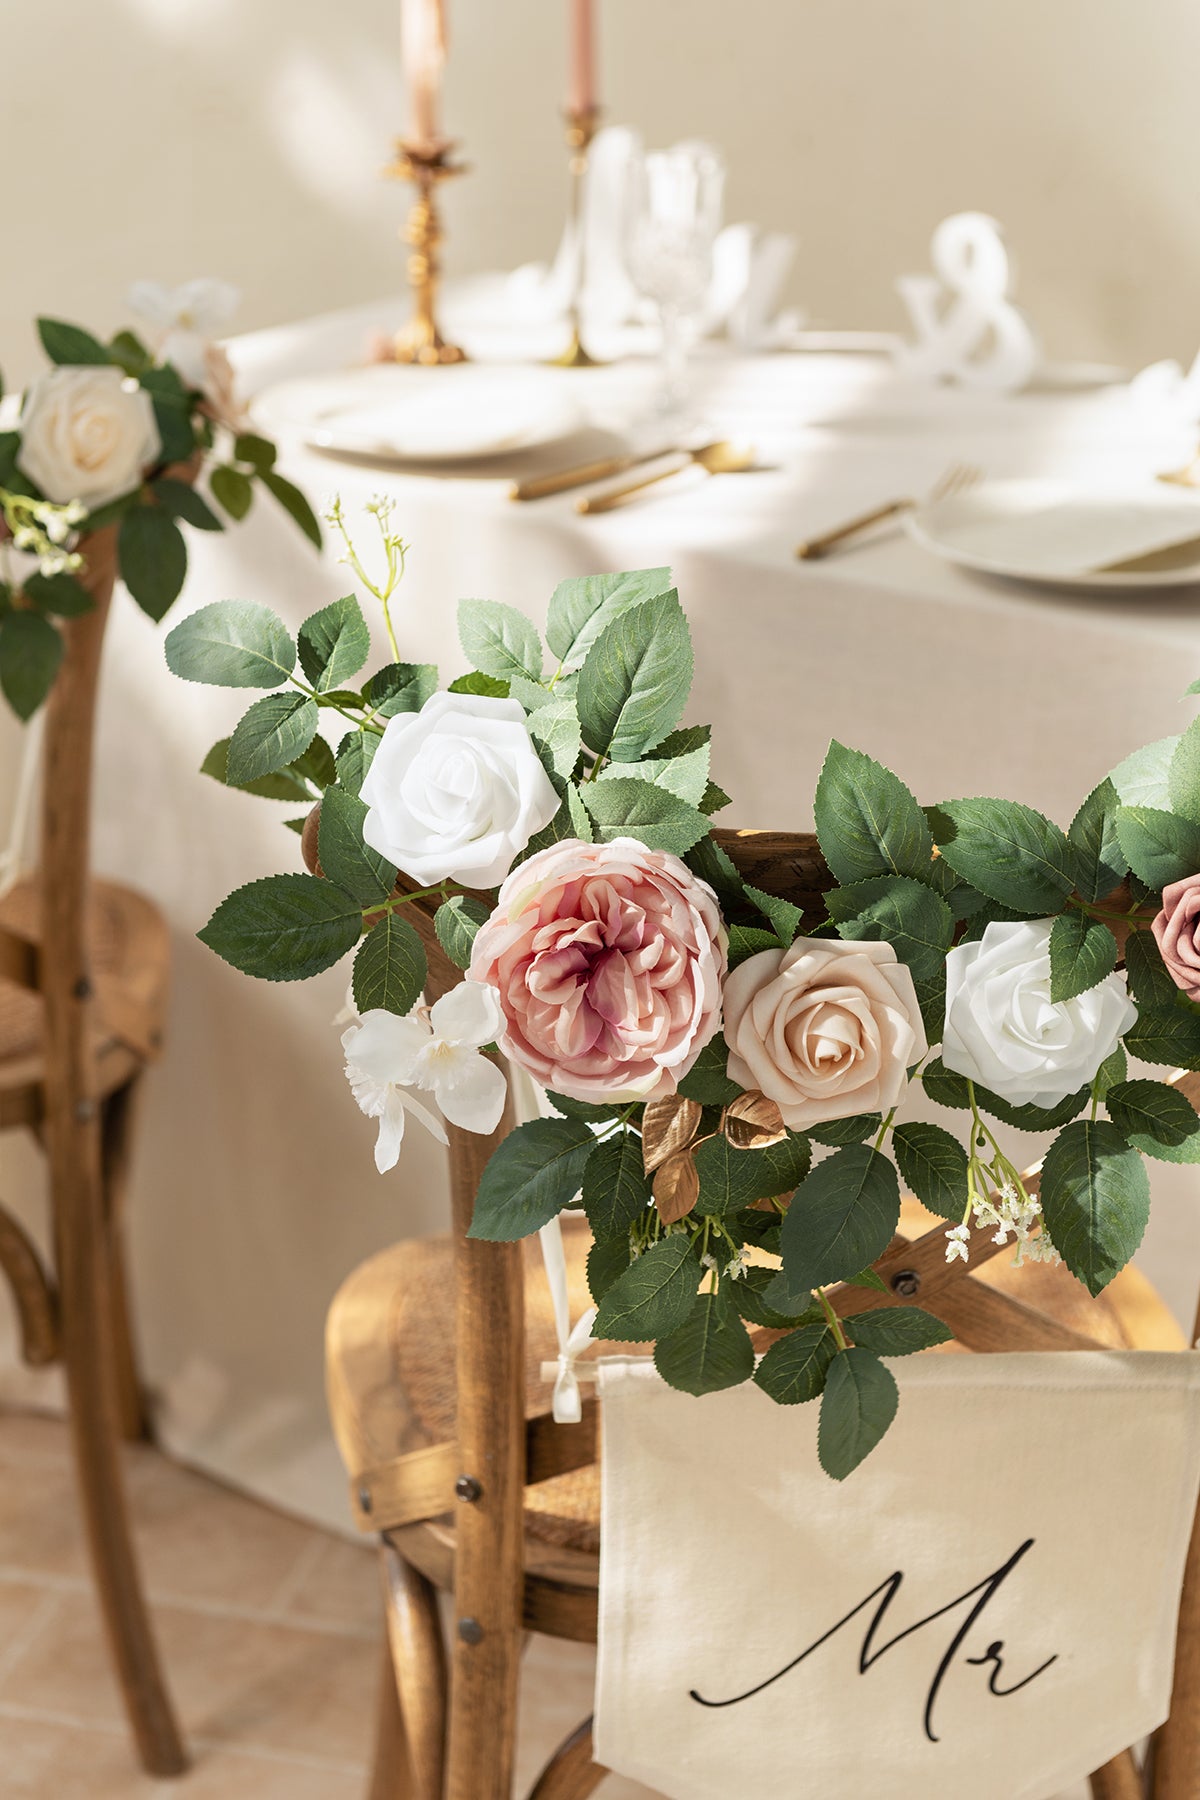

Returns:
168,506,1200,1477
0,279,320,719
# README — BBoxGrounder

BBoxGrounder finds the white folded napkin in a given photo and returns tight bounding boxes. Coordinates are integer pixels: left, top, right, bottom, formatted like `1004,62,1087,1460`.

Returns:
924,481,1200,576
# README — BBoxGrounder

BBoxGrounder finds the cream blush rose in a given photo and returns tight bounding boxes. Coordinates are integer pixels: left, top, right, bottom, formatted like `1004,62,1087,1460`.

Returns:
722,936,928,1130
18,366,161,511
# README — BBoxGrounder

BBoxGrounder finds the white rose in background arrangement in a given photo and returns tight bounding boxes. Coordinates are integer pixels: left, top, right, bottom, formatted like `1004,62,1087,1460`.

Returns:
17,367,161,511
942,918,1137,1109
360,691,561,887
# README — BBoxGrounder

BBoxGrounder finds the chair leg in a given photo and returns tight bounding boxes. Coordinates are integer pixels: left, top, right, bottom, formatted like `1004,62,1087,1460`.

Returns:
368,1624,413,1800
1090,1749,1143,1800
100,1080,148,1443
381,1539,448,1799
526,1718,608,1800
54,1116,187,1776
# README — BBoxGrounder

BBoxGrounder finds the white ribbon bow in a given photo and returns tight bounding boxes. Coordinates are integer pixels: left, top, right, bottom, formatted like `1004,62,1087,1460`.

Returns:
543,1305,600,1426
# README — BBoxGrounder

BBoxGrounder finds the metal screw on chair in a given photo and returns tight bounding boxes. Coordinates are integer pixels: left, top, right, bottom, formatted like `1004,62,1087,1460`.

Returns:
357,1484,373,1515
455,1474,482,1503
891,1269,921,1298
74,1099,96,1123
73,976,92,1000
457,1617,484,1645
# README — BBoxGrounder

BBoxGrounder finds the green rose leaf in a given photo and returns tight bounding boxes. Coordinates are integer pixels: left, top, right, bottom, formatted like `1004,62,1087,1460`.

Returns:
210,465,254,522
1039,1118,1151,1296
233,432,277,472
818,1346,899,1480
448,670,510,699
844,1306,953,1356
151,476,223,532
780,1144,901,1292
547,1092,627,1123
469,1117,596,1241
365,661,439,718
294,734,337,790
581,1131,654,1241
108,328,152,375
458,597,543,683
298,594,371,693
1091,1046,1127,1106
933,798,1077,913
892,1120,970,1222
587,1235,631,1303
743,881,803,949
118,504,188,622
1106,1079,1200,1155
434,895,491,970
21,569,94,618
1125,930,1179,1010
814,741,934,886
654,1289,755,1395
198,873,362,980
577,589,693,762
0,611,63,719
336,730,379,798
318,785,398,904
580,776,710,856
1069,778,1128,902
545,566,672,670
1048,913,1118,1004
728,924,780,965
753,1322,836,1405
1115,805,1200,892
1169,716,1200,825
227,693,319,786
165,599,296,688
975,1084,1091,1133
351,912,427,1016
601,741,711,807
260,470,322,548
676,1033,742,1105
921,1056,970,1109
732,1266,816,1330
807,1113,882,1147
36,317,111,365
694,1130,812,1215
1109,736,1179,809
592,1233,700,1341
827,873,954,981
528,696,582,779
1123,1005,1200,1070
200,735,314,802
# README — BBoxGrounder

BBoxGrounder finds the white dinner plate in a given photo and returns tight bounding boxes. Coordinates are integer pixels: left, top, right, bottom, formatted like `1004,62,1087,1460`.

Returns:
252,364,586,464
906,477,1200,592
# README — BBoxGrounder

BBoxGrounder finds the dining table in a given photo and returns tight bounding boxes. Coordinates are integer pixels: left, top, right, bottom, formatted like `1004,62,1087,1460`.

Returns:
5,287,1199,1540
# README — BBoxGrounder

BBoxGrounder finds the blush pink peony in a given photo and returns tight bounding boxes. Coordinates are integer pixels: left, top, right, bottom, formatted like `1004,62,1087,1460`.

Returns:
468,836,727,1103
1152,873,1200,1000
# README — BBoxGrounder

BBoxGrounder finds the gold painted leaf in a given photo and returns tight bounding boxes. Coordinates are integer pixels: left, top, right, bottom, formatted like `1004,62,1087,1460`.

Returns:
642,1095,703,1173
653,1150,700,1224
723,1090,787,1150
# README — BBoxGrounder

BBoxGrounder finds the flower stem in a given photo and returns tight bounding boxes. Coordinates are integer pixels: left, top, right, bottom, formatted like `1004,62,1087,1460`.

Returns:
816,1285,849,1351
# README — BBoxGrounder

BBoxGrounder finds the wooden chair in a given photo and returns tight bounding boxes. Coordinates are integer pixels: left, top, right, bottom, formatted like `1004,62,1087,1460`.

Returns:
0,527,186,1775
325,830,1200,1800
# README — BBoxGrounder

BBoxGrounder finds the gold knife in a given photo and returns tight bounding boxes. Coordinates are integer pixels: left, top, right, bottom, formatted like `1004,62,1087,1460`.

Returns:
510,447,673,502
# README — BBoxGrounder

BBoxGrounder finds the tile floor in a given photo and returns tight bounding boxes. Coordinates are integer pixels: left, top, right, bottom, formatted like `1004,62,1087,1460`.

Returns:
0,1409,655,1799
0,1409,1098,1799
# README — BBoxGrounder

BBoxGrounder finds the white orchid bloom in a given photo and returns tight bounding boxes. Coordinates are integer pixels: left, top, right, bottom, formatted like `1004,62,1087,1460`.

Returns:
341,982,507,1173
127,278,241,388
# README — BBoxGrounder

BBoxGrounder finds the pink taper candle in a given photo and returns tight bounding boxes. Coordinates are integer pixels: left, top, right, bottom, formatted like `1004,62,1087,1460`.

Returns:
402,0,447,151
567,0,596,116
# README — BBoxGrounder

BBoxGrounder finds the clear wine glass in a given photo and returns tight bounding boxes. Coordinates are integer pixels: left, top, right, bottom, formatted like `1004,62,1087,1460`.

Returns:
622,141,726,417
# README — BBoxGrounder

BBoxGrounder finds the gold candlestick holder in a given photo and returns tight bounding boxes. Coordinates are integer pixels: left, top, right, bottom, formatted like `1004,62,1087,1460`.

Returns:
549,105,607,368
383,139,468,365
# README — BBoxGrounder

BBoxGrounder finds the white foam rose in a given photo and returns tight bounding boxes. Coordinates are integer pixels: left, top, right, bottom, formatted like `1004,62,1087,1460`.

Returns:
17,366,161,511
360,690,561,887
942,918,1136,1109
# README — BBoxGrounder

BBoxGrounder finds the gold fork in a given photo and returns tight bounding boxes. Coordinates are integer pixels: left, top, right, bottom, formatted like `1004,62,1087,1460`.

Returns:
795,462,983,560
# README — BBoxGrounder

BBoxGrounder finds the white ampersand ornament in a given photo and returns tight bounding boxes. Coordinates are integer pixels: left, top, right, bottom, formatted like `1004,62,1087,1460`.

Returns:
894,212,1040,392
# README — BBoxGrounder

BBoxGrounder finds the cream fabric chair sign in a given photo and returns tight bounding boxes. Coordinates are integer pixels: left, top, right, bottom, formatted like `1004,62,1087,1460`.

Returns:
595,1352,1200,1800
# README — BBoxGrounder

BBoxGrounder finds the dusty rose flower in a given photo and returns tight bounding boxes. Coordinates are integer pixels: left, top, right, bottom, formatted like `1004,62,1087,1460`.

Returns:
723,937,928,1131
468,837,726,1102
1153,874,1200,1000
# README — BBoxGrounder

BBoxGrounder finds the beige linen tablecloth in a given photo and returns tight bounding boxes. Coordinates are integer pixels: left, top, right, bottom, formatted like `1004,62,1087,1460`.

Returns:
1,298,1198,1559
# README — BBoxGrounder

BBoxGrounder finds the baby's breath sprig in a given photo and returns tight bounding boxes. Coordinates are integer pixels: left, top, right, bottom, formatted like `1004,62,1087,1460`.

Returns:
944,1080,1060,1268
0,489,87,580
323,493,409,662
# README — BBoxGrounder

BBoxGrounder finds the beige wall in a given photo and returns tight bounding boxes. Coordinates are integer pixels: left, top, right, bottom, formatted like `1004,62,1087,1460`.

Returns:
3,0,1199,383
